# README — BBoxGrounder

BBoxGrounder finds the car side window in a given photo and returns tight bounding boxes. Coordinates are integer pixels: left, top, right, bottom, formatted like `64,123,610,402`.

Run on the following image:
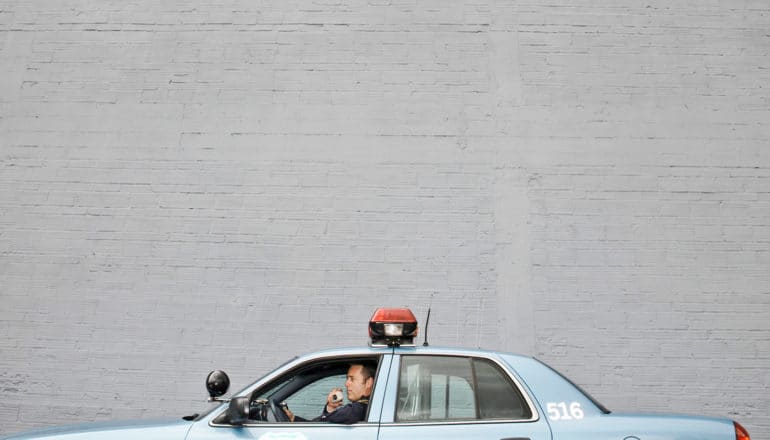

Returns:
396,355,531,422
237,356,379,425
473,358,532,420
283,374,346,421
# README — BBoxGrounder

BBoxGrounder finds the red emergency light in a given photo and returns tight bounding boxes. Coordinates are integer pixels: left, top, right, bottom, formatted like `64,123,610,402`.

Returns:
368,307,418,347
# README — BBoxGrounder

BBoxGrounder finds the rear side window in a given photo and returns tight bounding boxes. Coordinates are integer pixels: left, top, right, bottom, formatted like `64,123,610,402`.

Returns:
396,355,532,422
474,358,531,419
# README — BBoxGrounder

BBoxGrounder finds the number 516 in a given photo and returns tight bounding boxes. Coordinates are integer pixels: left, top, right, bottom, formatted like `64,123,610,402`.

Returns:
546,402,584,421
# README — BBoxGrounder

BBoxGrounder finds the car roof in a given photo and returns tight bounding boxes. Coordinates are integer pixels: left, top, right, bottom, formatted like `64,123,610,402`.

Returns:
292,345,534,363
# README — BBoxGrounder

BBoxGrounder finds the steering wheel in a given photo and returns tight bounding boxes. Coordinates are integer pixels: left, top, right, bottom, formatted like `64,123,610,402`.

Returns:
269,398,290,422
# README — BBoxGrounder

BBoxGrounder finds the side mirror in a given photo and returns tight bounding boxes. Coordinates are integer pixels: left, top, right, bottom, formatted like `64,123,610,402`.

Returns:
206,370,230,400
227,396,250,425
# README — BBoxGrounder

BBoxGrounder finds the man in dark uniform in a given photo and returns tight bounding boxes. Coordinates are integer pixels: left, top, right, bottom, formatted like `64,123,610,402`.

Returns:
283,363,375,424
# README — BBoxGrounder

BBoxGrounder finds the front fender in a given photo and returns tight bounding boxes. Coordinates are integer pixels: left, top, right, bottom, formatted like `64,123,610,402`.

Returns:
1,418,194,440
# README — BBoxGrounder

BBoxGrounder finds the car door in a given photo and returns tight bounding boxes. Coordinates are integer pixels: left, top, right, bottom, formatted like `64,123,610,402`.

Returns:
187,354,391,440
377,353,551,440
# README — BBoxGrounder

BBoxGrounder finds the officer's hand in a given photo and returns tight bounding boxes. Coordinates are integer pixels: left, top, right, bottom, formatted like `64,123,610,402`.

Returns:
325,388,344,413
283,407,295,422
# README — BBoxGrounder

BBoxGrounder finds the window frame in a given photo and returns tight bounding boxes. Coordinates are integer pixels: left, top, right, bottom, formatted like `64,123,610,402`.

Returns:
392,354,539,426
209,354,384,427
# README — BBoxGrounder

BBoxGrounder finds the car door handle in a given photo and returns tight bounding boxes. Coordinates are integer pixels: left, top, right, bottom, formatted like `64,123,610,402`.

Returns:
500,438,530,440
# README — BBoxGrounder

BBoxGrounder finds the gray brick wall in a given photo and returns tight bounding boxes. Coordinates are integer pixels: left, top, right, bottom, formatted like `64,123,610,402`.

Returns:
1,0,768,438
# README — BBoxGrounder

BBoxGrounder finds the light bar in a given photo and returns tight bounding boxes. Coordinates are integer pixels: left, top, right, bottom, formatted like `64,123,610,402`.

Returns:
369,307,418,347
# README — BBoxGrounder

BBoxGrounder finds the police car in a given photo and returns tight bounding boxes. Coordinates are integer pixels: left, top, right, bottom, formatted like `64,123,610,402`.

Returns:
2,308,751,440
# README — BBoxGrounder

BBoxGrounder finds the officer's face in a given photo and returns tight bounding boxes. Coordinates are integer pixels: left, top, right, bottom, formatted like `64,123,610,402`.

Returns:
345,365,373,402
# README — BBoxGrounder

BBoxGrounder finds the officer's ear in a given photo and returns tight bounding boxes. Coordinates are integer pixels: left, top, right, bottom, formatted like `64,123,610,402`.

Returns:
364,376,374,391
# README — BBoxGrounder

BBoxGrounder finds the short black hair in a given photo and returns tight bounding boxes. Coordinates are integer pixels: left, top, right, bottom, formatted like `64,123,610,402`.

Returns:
353,362,377,381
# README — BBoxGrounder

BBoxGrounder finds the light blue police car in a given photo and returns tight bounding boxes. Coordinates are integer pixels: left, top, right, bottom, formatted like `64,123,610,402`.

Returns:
2,308,751,440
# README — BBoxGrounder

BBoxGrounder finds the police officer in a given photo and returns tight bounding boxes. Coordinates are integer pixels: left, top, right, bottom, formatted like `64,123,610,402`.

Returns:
284,363,375,424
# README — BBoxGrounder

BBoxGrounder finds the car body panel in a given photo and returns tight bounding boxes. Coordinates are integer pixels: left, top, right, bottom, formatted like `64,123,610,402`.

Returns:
499,354,735,440
190,417,379,440
0,344,744,440
0,419,193,440
547,413,736,440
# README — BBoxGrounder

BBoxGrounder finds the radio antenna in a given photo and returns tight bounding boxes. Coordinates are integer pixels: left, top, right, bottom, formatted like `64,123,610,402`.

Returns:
422,292,436,346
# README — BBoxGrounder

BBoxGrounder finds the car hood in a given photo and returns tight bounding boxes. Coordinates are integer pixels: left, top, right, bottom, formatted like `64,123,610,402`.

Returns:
1,418,194,440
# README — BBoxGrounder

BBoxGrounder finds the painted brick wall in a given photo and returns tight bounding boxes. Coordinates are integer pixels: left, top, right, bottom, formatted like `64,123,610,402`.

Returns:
1,0,768,438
